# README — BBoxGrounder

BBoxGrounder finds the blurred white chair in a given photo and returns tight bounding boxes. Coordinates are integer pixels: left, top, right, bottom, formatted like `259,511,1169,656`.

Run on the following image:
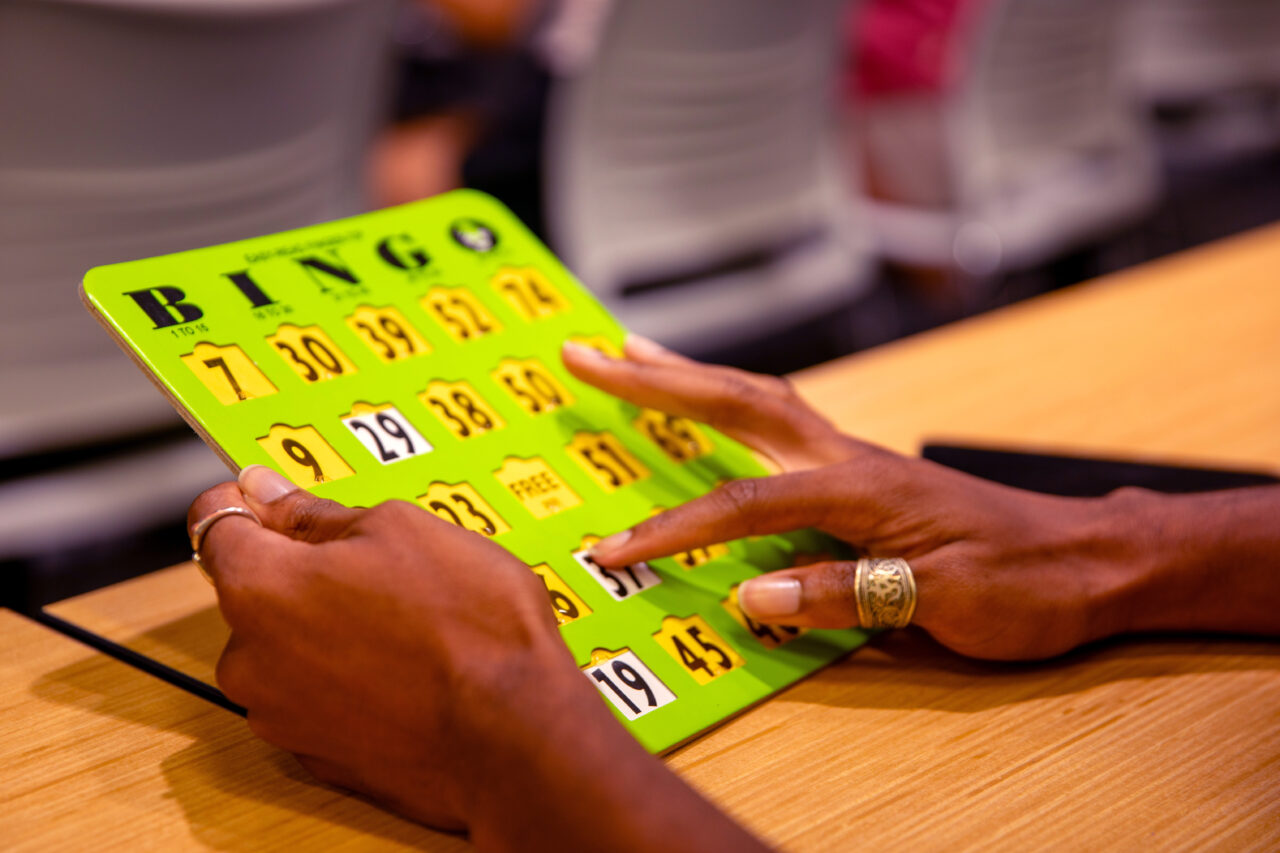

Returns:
1127,0,1280,163
543,0,874,355
866,0,1161,279
0,0,394,561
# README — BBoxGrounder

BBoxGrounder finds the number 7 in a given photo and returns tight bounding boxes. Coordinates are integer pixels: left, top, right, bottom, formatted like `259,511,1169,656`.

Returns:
203,356,247,400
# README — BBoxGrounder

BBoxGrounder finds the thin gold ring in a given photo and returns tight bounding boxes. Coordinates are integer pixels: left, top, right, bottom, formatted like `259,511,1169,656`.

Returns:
190,506,262,582
854,557,917,629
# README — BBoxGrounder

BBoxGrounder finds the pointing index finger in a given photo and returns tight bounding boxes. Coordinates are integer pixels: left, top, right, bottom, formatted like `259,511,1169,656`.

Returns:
590,471,836,566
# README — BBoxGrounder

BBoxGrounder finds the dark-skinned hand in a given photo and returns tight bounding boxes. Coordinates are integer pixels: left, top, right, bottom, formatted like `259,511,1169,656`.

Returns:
564,336,1280,661
189,466,767,852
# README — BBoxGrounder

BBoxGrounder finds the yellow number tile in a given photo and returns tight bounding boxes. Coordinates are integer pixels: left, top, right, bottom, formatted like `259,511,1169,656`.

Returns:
180,341,277,405
417,482,510,537
491,266,569,321
722,586,807,649
633,409,713,463
653,614,745,685
566,335,622,359
420,286,502,343
266,324,357,383
493,456,582,519
675,542,730,569
256,423,354,487
345,305,431,362
491,358,573,416
529,563,591,626
419,380,505,440
566,431,650,493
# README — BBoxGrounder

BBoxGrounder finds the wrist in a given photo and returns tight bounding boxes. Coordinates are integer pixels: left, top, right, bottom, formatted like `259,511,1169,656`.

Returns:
1114,485,1280,637
1082,485,1280,638
445,637,670,851
456,640,763,853
444,638,596,825
998,488,1161,650
1078,487,1168,641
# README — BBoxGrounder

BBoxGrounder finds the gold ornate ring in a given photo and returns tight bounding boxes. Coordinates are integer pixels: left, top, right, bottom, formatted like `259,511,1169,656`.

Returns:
854,557,917,629
190,506,262,582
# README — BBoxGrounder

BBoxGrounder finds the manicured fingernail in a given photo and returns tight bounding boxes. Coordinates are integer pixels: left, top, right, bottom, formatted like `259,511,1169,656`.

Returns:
624,334,669,358
238,465,297,503
739,577,802,618
562,340,605,360
590,529,632,557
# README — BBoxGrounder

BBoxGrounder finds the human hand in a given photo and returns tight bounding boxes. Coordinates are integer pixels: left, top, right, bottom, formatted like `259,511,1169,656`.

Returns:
188,467,595,832
189,466,767,851
563,338,1140,661
562,334,863,473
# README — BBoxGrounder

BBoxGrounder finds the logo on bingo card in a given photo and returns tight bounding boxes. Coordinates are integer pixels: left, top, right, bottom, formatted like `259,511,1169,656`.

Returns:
450,219,498,253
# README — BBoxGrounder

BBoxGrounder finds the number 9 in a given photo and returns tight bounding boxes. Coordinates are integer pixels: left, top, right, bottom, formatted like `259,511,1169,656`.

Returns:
282,438,325,483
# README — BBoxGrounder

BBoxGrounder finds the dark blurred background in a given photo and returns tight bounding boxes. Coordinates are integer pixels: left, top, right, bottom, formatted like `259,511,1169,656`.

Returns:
3,0,1279,610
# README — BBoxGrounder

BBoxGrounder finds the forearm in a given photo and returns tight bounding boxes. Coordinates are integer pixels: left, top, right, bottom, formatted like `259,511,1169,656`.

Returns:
461,650,769,853
1107,485,1280,636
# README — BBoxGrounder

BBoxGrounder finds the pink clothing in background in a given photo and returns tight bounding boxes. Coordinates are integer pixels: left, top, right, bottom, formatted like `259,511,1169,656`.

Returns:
849,0,984,98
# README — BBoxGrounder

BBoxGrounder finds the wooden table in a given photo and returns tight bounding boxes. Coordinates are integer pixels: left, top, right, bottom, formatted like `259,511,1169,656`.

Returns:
8,225,1280,850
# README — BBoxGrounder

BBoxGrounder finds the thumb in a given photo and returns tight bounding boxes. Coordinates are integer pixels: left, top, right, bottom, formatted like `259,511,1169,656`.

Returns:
238,465,363,543
738,561,863,629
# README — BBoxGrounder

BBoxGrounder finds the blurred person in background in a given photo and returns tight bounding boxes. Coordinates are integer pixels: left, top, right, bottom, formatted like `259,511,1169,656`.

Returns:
850,0,979,208
373,0,611,234
371,0,540,208
846,0,985,318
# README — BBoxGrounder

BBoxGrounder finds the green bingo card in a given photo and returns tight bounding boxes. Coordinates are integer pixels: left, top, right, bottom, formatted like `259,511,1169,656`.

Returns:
81,190,868,752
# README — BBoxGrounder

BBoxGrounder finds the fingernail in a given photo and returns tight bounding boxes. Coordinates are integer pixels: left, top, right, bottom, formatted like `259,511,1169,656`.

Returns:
238,465,297,503
590,529,632,557
739,577,802,618
624,334,669,358
562,340,605,360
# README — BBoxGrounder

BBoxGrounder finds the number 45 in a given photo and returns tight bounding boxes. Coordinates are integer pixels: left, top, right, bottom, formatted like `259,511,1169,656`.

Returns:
653,615,745,685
